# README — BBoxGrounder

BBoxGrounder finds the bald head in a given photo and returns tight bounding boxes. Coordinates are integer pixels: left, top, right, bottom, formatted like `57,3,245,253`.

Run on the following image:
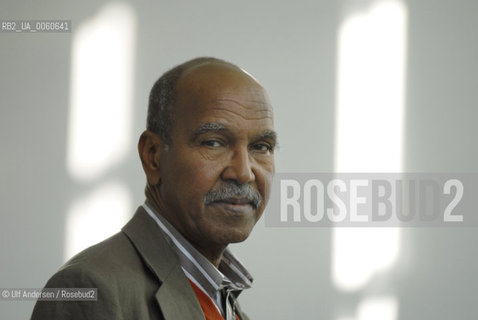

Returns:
147,57,263,145
180,62,262,92
179,62,267,108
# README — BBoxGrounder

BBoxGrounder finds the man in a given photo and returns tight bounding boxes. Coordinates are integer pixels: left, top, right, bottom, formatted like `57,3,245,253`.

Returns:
31,57,277,320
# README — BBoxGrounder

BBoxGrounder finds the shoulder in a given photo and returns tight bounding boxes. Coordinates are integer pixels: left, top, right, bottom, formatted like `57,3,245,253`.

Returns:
58,232,142,280
31,232,162,319
48,231,160,291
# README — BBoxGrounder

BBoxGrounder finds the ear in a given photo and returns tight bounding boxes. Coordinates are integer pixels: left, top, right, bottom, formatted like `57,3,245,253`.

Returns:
138,130,165,185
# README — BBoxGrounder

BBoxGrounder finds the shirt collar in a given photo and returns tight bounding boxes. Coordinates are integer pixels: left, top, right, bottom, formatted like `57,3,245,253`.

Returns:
142,201,253,301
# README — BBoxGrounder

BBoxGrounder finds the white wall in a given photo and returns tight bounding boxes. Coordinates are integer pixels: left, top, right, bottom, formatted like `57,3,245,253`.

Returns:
1,0,477,319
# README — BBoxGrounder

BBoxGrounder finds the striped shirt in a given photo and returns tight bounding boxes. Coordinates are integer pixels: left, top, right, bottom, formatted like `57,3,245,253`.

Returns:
142,201,253,319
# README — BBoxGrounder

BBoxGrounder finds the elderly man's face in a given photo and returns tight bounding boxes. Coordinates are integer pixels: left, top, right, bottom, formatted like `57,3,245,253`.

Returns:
158,64,276,250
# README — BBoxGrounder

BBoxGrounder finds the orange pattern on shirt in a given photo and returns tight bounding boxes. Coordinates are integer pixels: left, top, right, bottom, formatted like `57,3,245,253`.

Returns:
188,279,240,320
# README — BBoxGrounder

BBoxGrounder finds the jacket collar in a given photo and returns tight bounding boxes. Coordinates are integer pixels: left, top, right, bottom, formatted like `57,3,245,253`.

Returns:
122,206,206,320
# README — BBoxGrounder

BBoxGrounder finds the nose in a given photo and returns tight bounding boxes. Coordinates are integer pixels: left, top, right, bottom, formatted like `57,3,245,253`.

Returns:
221,145,255,184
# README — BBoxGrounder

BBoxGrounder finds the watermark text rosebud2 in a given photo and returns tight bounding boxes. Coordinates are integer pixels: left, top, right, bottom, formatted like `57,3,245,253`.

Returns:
265,173,478,227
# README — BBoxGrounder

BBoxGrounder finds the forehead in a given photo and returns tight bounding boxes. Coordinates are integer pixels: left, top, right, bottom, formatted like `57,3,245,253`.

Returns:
174,63,274,131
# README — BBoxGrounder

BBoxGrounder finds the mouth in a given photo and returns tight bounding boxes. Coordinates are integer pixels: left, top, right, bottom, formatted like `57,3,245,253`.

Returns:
218,197,253,205
208,198,255,214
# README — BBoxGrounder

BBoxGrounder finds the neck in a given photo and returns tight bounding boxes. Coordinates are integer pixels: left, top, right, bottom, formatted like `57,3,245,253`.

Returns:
145,185,162,211
145,185,226,268
195,244,227,269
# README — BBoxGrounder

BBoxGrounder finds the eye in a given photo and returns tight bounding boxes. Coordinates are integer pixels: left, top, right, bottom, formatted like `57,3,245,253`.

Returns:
201,139,223,148
251,143,274,153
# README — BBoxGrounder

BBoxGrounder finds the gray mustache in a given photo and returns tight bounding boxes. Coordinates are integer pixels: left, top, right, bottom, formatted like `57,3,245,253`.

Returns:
204,181,262,209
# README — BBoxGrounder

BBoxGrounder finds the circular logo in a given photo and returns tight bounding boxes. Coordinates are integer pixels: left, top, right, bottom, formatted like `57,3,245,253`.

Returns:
2,290,10,298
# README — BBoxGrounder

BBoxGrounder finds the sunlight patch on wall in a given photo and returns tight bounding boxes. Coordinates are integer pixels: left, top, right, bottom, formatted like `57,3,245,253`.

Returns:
356,297,398,320
338,297,398,320
333,0,407,292
67,2,136,182
65,2,136,261
65,181,131,260
333,227,400,290
335,0,406,172
332,0,407,319
334,0,407,173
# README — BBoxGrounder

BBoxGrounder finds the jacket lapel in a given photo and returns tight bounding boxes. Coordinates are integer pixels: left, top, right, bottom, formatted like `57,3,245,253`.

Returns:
122,207,206,320
155,266,206,320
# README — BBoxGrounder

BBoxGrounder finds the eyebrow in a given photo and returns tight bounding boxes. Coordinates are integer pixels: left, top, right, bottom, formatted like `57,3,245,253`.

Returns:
255,129,278,146
192,122,278,145
192,122,228,137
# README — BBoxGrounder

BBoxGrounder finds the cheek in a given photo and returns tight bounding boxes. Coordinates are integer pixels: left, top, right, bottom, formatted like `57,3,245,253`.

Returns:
256,167,275,203
176,158,223,200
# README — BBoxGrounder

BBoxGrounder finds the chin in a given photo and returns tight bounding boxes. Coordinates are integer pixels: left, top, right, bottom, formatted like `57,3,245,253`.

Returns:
226,234,250,244
214,227,254,245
